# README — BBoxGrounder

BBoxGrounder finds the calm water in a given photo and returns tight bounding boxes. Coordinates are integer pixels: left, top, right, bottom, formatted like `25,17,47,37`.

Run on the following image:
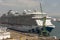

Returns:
51,21,60,38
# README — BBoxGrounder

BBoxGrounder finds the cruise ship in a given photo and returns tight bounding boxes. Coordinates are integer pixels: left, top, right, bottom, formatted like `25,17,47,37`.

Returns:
0,10,55,34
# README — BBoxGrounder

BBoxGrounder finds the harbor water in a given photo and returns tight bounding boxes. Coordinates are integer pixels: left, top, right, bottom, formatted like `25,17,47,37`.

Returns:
51,21,60,38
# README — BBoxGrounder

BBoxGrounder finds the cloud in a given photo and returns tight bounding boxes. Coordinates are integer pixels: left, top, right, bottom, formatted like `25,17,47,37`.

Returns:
0,0,3,3
0,0,18,6
0,0,39,7
51,2,58,8
0,3,16,6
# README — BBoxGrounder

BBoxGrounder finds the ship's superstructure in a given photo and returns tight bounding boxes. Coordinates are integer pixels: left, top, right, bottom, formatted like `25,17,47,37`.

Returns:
0,10,55,34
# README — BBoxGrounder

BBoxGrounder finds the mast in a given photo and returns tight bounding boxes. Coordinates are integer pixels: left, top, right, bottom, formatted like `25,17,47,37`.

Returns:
40,0,43,13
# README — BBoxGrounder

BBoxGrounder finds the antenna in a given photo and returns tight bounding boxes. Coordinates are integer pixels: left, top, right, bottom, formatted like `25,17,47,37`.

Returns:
40,0,43,13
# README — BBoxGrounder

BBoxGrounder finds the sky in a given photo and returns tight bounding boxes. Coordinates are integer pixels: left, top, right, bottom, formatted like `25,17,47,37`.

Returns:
0,0,60,17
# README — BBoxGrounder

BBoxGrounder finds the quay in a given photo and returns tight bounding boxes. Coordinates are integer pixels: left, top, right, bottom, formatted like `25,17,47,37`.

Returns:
4,29,59,40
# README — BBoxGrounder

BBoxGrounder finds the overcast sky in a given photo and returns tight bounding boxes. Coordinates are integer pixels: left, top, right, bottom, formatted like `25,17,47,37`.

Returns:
0,0,60,17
